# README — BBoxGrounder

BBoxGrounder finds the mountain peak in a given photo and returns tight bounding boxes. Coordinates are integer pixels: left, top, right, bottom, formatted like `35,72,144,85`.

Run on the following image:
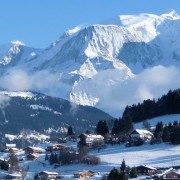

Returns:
161,9,180,20
11,40,25,46
65,26,81,36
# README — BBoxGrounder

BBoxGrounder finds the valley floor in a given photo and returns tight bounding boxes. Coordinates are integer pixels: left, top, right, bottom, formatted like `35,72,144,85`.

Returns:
23,143,180,179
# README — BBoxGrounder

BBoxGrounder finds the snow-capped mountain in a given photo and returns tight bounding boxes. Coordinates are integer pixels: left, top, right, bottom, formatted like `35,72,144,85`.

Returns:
0,41,42,74
0,10,180,116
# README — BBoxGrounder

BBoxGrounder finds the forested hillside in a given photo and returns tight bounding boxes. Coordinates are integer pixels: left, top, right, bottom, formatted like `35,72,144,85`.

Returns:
122,89,180,123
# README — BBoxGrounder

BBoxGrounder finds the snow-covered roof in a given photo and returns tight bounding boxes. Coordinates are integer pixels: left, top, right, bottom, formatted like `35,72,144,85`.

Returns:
133,129,153,136
9,147,19,151
25,146,44,151
155,168,180,177
5,134,16,141
88,134,104,139
139,165,157,170
5,173,22,177
0,158,5,161
40,171,58,175
83,134,104,142
27,153,38,158
83,133,104,139
6,143,16,148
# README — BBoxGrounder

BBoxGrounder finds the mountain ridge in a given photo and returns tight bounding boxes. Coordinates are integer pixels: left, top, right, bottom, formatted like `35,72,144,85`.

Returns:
0,10,179,116
0,90,112,135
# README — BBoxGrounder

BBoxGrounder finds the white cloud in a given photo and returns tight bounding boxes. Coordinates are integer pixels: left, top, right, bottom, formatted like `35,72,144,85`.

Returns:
0,65,179,117
0,69,71,99
0,94,10,108
71,65,180,117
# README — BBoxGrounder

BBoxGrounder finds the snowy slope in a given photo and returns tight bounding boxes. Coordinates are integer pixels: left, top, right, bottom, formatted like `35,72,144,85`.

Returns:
135,114,180,129
97,144,180,169
8,143,179,179
0,10,179,116
0,41,42,74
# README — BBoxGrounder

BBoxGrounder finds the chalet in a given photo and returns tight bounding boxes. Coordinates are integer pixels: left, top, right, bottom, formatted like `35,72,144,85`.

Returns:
58,138,67,143
74,170,94,179
26,153,38,161
23,146,44,154
46,144,66,152
153,168,180,180
136,165,157,175
5,144,17,152
9,148,19,154
130,129,154,141
163,171,180,179
3,173,22,179
79,133,105,149
38,171,59,180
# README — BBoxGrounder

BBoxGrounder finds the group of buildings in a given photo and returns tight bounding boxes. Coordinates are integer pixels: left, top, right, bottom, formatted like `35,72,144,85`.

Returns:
0,128,179,179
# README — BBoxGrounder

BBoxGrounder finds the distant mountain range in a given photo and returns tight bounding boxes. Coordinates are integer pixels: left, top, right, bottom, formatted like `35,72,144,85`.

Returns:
0,10,180,116
0,91,112,135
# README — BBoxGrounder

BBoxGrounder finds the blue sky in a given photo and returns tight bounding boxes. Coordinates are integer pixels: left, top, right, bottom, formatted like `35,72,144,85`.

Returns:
0,0,179,48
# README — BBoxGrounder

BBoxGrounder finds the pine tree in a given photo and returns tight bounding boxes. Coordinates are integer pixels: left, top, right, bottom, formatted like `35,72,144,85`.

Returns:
162,126,170,142
154,121,163,140
111,119,119,135
78,134,88,158
54,153,59,164
49,153,55,165
168,122,173,132
170,126,180,144
108,168,120,180
0,160,9,171
67,126,74,136
96,120,109,136
45,154,49,161
143,120,151,130
173,121,179,128
129,167,138,178
120,159,126,172
122,116,133,133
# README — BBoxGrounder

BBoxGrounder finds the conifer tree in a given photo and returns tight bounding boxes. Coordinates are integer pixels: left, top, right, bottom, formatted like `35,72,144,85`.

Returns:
96,120,109,136
120,159,126,172
129,167,138,178
67,126,74,136
162,126,170,142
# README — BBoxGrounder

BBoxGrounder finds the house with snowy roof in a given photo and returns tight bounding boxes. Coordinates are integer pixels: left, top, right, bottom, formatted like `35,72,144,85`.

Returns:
130,129,154,141
153,168,180,180
3,173,22,179
79,133,105,149
23,146,44,154
37,171,59,179
136,165,157,175
74,170,95,179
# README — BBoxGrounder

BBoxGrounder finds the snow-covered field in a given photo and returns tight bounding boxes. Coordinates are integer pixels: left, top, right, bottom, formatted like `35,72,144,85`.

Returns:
97,143,180,168
19,143,180,179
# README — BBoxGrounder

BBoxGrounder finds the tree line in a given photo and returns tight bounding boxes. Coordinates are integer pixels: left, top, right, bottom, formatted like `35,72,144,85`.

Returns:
96,115,133,137
153,121,180,144
122,89,180,123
